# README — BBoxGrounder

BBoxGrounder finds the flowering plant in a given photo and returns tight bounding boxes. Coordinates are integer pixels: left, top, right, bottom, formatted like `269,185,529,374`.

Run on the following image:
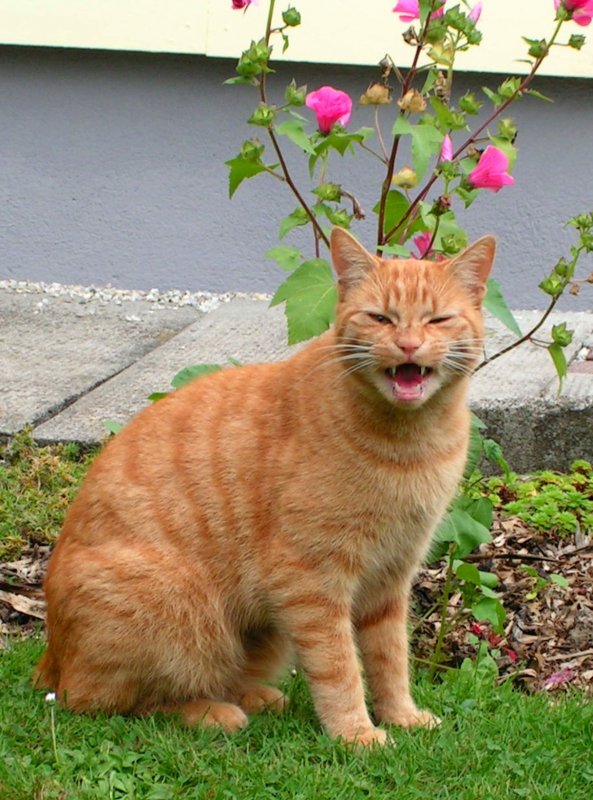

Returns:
226,0,593,383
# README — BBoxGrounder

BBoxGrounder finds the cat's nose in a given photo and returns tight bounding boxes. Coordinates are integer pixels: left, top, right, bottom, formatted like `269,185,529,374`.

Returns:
397,336,423,358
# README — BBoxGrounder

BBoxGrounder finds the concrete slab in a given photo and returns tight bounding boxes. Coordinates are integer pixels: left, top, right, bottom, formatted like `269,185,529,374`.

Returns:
33,299,296,445
471,312,593,472
1,282,589,473
0,289,201,437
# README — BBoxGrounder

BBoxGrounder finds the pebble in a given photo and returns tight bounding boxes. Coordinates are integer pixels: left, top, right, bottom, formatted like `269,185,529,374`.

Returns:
0,279,271,313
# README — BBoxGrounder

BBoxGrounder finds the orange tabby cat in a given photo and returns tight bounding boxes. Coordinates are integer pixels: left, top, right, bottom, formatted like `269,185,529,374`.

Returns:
36,228,494,746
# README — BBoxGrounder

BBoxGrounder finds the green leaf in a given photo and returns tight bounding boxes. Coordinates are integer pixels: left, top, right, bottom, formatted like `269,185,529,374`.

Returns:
525,88,554,103
550,573,569,588
429,97,467,132
279,208,309,239
392,115,414,137
147,392,169,403
103,419,124,435
270,259,337,344
472,597,505,633
411,123,444,179
372,190,410,241
548,342,568,393
457,496,494,531
465,412,485,477
482,438,512,479
225,157,267,198
482,86,502,107
456,561,482,585
434,505,491,560
378,243,411,257
484,279,522,337
275,119,317,155
171,364,222,390
266,246,302,272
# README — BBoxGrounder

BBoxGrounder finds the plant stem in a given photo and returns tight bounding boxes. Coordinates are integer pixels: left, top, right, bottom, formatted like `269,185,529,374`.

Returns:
475,295,560,373
259,0,329,248
376,0,439,252
382,19,566,245
429,548,456,681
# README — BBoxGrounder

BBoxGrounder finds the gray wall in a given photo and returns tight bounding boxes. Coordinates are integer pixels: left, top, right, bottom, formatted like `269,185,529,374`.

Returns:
1,45,592,308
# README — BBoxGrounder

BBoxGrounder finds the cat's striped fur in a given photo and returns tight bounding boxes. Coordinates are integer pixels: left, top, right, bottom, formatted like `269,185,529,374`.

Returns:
36,228,495,746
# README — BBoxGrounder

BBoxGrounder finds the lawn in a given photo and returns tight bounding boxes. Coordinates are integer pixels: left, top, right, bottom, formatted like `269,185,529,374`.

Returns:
1,638,593,800
1,434,592,799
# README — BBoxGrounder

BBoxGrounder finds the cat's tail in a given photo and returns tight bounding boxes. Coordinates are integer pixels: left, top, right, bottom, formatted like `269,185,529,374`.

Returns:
34,648,60,691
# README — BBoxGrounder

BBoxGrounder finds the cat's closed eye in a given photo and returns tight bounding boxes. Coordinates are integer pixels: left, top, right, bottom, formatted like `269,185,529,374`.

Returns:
368,312,392,325
428,315,455,325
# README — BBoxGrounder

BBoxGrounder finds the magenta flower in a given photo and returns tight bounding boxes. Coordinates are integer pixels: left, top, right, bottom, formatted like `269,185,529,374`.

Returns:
468,2,482,23
305,86,353,134
439,134,453,162
412,231,433,259
231,0,253,9
392,0,446,23
468,146,515,192
555,0,593,26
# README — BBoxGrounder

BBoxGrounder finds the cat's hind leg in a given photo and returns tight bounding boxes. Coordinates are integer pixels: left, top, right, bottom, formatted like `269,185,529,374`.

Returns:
157,699,248,731
237,624,292,714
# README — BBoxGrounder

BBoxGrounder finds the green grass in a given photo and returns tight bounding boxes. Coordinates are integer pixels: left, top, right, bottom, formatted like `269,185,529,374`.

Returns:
0,432,97,558
2,639,592,800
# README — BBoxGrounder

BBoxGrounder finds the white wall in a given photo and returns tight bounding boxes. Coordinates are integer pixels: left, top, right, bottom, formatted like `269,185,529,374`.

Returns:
2,0,592,78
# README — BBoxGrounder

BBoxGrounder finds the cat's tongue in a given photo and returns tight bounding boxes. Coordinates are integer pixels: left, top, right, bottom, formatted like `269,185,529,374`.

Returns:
386,364,427,402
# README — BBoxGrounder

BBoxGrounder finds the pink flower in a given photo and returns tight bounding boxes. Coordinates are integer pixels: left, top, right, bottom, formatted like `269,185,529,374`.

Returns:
543,667,576,690
468,2,482,23
305,86,353,134
231,0,253,9
439,134,453,162
412,231,433,259
555,0,593,26
468,146,515,192
392,0,446,23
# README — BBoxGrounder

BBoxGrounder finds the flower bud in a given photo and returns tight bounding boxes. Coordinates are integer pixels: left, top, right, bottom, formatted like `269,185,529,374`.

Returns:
498,118,518,142
248,103,276,127
236,40,272,79
392,166,418,189
434,195,452,215
240,138,265,160
402,27,418,45
428,43,454,66
586,272,593,284
360,83,392,105
554,258,570,278
313,183,342,202
569,34,586,50
570,283,581,296
397,89,426,113
285,80,307,106
282,7,301,27
539,275,564,298
552,323,573,347
459,92,482,114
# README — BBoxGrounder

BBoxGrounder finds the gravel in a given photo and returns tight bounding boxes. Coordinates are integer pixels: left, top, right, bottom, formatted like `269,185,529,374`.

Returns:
0,279,271,314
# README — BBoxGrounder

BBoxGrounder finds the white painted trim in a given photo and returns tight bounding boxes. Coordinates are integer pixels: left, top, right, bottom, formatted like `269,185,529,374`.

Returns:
1,1,592,78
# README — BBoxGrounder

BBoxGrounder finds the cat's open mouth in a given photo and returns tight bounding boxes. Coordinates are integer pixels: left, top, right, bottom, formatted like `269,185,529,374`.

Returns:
385,364,433,403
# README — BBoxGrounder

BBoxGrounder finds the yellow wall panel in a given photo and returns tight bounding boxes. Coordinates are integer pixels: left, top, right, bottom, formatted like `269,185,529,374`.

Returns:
1,0,591,78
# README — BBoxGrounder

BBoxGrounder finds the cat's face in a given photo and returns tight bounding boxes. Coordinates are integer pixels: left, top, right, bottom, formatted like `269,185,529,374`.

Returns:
331,229,495,409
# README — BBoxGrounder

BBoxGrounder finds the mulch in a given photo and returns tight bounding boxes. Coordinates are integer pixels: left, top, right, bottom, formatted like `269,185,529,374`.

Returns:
2,517,592,693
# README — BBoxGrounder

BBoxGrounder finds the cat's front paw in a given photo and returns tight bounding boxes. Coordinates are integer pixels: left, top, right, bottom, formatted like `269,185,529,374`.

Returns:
239,685,288,714
340,726,389,748
382,706,441,730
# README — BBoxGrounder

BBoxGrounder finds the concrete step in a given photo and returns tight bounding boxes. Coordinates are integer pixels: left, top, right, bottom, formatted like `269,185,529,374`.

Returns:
1,286,591,472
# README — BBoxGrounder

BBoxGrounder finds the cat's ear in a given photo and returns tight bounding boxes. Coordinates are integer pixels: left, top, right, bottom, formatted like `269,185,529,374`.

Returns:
445,236,496,304
330,227,378,299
